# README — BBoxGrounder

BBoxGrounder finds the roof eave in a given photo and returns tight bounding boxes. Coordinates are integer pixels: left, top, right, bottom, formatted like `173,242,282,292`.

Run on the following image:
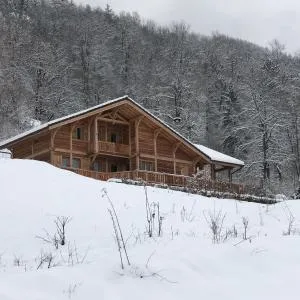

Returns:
211,159,245,168
0,127,49,149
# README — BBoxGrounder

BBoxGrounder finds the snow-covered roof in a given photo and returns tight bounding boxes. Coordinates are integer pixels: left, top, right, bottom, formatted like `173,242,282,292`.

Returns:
0,148,12,154
193,144,244,166
0,148,12,159
0,95,244,167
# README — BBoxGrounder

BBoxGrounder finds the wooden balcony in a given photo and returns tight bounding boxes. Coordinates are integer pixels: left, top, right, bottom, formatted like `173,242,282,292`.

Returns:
98,141,129,156
62,167,245,195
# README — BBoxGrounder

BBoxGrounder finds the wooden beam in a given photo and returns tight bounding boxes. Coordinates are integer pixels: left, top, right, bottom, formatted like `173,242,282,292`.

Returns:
135,116,144,170
101,112,113,118
31,140,34,158
91,152,129,159
90,154,97,166
140,153,193,165
49,100,127,130
193,156,206,165
112,107,120,119
154,129,161,172
105,122,108,142
70,125,74,167
228,168,232,182
115,112,128,122
24,149,50,160
111,108,129,123
172,143,181,174
70,127,72,167
211,164,216,180
214,166,231,173
50,127,60,150
87,117,94,153
129,122,132,170
97,117,129,125
100,111,128,123
69,123,79,167
94,118,98,153
54,148,88,155
54,147,130,159
50,150,54,165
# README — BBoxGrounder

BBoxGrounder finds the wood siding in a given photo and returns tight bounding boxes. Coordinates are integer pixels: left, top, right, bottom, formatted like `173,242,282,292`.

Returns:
12,133,50,159
176,147,192,161
156,135,173,157
139,122,154,155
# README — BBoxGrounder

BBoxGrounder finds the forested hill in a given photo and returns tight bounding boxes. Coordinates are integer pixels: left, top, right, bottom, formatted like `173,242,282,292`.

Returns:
1,0,300,194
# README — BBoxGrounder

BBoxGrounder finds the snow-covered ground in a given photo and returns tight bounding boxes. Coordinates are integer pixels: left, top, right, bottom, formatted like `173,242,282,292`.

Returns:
0,159,299,300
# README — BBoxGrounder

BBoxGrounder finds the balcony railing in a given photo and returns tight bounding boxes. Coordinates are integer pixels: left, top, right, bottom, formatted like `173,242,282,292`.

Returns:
62,167,246,195
98,141,129,156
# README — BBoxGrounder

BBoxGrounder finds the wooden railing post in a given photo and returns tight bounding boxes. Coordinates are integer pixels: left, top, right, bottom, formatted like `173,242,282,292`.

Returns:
135,116,143,171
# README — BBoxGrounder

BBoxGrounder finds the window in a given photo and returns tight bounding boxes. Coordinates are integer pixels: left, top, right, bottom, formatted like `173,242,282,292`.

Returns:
72,158,81,169
140,160,153,171
73,127,84,140
111,133,117,143
181,166,188,176
62,157,69,168
111,164,118,172
196,163,203,173
92,161,101,172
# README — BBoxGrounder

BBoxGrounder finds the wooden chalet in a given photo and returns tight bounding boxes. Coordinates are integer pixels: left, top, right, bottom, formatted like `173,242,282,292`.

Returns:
0,96,245,193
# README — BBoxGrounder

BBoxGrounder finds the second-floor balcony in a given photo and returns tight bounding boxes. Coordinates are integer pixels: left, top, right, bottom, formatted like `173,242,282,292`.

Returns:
98,141,129,156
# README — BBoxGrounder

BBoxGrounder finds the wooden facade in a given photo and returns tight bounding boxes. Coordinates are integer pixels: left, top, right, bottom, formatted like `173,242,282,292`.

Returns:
0,96,244,191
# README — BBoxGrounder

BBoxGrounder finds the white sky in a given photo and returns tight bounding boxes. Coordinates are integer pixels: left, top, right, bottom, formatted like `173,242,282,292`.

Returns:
75,0,300,53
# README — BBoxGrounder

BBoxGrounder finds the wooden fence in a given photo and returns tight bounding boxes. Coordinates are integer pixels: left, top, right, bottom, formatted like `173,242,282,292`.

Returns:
62,167,250,195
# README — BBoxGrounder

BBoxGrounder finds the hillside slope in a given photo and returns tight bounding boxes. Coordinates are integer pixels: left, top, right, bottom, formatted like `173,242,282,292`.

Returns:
0,159,299,299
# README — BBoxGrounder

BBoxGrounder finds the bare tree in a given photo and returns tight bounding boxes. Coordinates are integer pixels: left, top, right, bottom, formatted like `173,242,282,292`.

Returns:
204,209,226,243
242,217,249,240
36,250,57,269
102,188,131,268
55,216,71,246
36,216,71,249
283,213,295,236
108,208,124,269
143,185,164,237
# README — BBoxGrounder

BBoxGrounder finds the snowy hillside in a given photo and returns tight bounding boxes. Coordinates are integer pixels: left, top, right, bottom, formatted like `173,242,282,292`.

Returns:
0,159,299,300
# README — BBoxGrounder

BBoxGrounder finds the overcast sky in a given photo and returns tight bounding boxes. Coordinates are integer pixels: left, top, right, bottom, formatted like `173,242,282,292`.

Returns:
76,0,300,53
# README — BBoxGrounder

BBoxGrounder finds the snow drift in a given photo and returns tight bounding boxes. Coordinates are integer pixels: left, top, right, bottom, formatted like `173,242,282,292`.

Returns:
0,159,299,300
